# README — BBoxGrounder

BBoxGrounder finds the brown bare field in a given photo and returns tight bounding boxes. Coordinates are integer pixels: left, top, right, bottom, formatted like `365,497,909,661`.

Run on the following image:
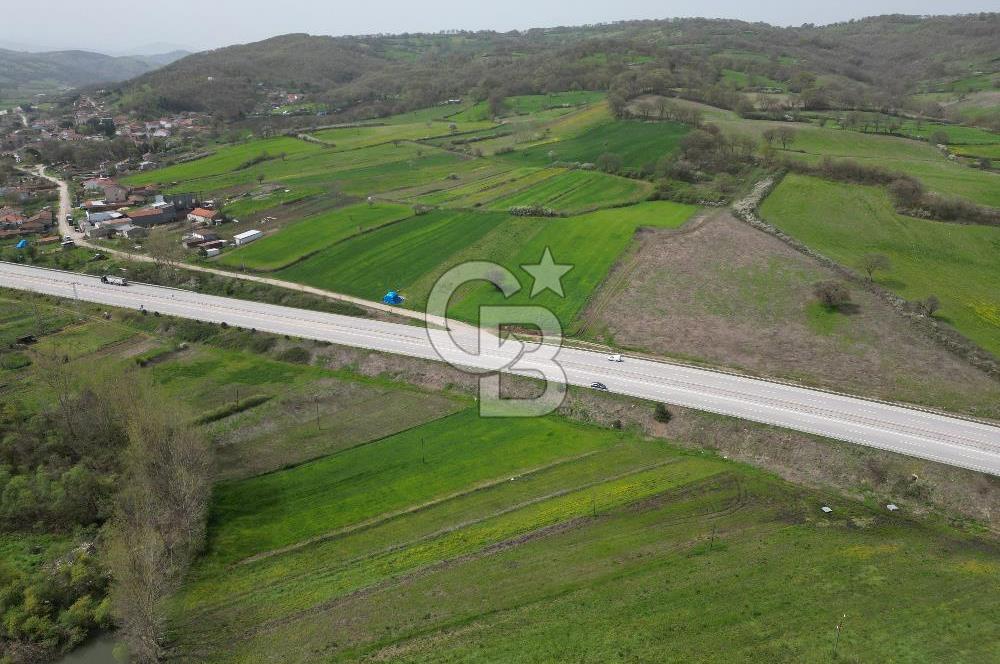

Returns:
579,210,1000,419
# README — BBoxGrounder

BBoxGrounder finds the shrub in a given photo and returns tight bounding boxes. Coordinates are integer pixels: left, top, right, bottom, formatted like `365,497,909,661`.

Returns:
595,152,623,173
813,280,852,310
508,204,558,217
277,346,311,364
194,394,271,424
654,403,673,423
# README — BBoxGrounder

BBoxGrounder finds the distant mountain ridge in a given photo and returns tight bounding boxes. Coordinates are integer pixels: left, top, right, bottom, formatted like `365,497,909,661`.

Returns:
107,14,999,120
0,48,190,95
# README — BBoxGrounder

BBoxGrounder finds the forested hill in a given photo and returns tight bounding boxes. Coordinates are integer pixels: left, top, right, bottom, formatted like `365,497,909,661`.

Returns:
0,48,189,93
108,14,999,120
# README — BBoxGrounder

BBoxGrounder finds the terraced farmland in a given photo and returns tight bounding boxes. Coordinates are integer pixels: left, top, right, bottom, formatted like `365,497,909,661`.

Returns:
761,174,1000,355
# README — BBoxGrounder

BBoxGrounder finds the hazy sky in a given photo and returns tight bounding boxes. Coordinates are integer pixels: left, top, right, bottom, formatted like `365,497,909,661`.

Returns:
11,0,997,54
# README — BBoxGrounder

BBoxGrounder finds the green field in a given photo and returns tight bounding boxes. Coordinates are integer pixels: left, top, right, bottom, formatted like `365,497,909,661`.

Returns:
217,202,414,271
449,201,697,326
121,137,325,186
123,140,470,196
448,91,606,122
408,166,553,207
272,200,695,325
167,405,1000,663
776,126,1000,207
504,119,689,170
485,168,653,213
668,98,1000,207
276,209,509,298
761,174,1000,355
221,186,322,219
310,119,495,150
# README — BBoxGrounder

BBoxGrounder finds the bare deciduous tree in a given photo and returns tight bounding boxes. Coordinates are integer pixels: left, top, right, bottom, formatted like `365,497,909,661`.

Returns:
859,253,891,282
107,382,212,664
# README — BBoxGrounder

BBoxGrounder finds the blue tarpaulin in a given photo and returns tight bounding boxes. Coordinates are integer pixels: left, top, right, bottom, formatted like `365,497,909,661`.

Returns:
15,239,28,249
382,290,404,305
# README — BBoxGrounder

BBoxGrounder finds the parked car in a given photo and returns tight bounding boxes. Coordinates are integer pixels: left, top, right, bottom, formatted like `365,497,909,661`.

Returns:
590,382,608,391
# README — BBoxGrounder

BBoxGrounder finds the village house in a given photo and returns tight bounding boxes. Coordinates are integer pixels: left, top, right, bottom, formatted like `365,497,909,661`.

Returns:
126,206,176,226
116,223,149,240
187,207,221,224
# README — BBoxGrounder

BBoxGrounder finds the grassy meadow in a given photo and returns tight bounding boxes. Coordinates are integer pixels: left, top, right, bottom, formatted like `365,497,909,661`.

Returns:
504,118,689,170
276,209,509,298
761,174,1000,355
664,98,1000,206
309,119,496,149
447,201,698,327
484,168,653,213
217,202,414,271
448,91,606,122
165,402,1000,663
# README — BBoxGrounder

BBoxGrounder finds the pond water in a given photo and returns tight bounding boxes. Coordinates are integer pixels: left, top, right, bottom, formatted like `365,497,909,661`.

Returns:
55,634,121,664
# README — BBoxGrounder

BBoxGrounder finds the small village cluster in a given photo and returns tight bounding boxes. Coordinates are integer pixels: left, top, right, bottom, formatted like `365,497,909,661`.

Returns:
75,177,263,254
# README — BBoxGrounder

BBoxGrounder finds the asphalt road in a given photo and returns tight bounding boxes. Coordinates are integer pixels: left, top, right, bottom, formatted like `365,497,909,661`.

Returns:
3,261,999,476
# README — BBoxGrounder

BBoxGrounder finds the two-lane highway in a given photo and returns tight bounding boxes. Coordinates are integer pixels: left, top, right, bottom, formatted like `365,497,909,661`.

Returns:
3,261,998,476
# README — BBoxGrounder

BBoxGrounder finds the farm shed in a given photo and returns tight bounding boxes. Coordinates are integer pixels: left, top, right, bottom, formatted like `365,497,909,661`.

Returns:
234,229,263,246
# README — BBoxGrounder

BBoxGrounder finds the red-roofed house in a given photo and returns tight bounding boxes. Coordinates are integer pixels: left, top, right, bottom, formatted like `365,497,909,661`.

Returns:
187,207,221,224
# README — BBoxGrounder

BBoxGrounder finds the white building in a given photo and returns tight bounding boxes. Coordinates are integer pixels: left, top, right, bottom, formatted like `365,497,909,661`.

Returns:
233,229,263,246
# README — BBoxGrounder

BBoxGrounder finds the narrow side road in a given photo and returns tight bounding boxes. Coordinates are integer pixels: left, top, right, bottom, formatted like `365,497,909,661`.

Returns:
32,166,453,327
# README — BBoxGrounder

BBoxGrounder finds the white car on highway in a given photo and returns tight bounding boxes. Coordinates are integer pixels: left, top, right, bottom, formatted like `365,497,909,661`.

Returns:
607,354,623,362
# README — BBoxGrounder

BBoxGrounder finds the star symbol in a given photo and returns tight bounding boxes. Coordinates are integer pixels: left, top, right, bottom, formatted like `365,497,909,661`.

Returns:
521,247,573,298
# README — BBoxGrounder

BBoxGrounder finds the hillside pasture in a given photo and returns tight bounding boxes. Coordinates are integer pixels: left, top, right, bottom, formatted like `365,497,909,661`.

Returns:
761,174,1000,356
217,202,413,271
